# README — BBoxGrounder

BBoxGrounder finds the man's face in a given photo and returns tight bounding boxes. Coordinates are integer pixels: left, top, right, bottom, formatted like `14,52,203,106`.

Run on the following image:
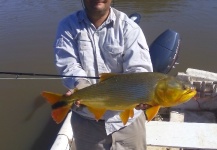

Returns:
83,0,112,14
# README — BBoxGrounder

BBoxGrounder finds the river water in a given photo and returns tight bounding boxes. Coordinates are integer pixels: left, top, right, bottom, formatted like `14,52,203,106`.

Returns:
0,0,217,149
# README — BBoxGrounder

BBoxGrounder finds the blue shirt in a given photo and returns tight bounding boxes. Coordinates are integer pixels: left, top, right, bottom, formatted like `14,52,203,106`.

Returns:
54,7,153,135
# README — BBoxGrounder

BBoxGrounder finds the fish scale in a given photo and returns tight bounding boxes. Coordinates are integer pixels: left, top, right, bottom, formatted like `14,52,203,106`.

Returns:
73,73,165,106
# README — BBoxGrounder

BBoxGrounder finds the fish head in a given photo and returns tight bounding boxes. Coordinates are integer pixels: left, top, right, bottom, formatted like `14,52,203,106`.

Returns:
155,76,197,107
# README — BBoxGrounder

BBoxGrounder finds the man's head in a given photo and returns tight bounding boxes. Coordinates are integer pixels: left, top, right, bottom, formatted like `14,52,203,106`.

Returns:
82,0,112,16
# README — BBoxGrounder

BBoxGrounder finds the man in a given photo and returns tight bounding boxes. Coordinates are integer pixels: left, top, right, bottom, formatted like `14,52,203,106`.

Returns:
54,0,153,149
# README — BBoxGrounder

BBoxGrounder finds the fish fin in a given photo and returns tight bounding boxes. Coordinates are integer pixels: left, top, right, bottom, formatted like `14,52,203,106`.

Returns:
87,107,106,121
145,105,161,121
120,108,134,125
99,73,119,82
42,91,71,124
41,91,62,105
129,109,134,118
52,106,71,124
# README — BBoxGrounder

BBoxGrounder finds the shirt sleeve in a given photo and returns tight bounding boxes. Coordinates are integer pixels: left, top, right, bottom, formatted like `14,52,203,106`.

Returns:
123,26,153,73
54,20,89,89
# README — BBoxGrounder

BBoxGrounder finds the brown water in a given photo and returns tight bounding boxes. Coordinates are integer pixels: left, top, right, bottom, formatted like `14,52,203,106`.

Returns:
0,0,217,149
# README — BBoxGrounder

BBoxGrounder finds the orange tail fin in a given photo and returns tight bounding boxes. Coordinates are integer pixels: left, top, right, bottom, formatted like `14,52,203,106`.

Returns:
41,91,62,104
41,91,71,124
52,106,71,124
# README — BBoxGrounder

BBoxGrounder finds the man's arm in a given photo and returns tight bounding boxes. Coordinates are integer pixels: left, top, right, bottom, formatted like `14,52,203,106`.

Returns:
54,21,91,89
123,26,153,73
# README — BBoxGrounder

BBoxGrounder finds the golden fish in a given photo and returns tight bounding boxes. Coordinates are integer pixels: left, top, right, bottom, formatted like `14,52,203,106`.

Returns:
42,72,196,125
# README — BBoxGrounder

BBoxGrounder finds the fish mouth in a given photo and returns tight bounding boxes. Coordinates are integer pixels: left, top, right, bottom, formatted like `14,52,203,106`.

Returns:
185,89,195,94
180,88,197,102
183,85,196,94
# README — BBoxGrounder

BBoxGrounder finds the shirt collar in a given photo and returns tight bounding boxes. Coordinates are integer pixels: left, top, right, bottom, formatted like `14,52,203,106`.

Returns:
104,7,116,26
77,7,116,27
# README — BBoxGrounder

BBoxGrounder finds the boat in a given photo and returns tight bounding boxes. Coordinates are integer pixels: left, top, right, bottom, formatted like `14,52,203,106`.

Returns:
50,14,217,150
50,67,217,150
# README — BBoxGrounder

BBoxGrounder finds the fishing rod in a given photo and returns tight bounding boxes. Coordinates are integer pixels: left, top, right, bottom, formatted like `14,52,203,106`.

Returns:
0,71,100,80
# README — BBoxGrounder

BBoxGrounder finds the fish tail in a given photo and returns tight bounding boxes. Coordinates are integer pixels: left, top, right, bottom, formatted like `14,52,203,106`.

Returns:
41,91,63,104
51,105,71,124
41,91,71,124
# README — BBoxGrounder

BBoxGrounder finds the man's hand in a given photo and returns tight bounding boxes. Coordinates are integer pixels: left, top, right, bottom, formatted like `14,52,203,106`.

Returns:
64,79,91,108
64,90,81,107
64,90,73,96
74,79,91,90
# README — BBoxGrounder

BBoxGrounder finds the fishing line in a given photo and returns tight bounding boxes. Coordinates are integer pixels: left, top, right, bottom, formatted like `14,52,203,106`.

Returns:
195,99,202,110
0,71,100,80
